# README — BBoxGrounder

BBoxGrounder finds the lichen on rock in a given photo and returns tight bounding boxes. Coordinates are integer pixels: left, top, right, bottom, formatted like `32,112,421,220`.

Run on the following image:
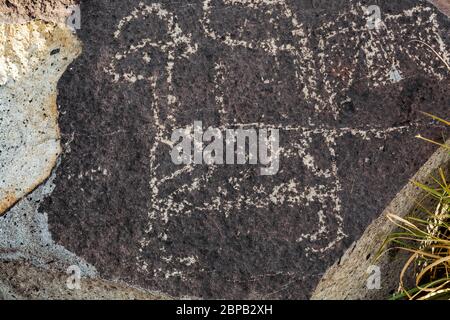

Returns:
0,21,81,215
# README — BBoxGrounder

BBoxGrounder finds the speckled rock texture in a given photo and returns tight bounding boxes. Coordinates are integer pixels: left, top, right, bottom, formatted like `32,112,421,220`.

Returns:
429,0,450,17
0,259,169,300
0,21,80,214
0,0,168,300
0,0,449,300
311,141,450,300
0,0,77,24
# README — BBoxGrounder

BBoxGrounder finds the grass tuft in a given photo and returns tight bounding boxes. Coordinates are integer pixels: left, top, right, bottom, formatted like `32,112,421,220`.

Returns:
379,114,449,300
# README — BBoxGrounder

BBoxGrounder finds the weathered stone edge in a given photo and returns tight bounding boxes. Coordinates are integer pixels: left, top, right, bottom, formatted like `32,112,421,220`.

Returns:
428,0,450,18
0,1,171,300
0,0,77,25
0,259,171,300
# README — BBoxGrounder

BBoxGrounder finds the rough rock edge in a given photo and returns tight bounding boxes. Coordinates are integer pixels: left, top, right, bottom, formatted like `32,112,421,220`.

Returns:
311,139,450,300
0,0,78,25
0,259,171,300
428,0,450,18
0,0,79,215
0,21,80,216
0,1,170,300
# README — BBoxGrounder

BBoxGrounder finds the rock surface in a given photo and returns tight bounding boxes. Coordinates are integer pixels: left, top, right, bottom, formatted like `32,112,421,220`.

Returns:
0,0,76,24
0,21,80,215
0,0,449,300
0,258,168,300
312,141,450,299
0,0,168,300
429,0,450,17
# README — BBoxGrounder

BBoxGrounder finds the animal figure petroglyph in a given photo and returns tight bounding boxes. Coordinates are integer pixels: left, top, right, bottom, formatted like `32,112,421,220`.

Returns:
105,1,449,279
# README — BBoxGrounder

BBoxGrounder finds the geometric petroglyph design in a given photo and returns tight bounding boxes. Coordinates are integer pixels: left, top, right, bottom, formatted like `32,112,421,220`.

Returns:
105,1,449,281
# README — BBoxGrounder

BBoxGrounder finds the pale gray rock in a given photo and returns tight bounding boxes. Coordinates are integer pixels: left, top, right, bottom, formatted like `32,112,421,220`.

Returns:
0,21,81,215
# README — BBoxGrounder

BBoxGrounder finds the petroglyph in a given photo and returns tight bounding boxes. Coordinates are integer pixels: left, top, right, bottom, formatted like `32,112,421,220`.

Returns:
102,1,449,288
201,1,449,118
0,21,81,215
